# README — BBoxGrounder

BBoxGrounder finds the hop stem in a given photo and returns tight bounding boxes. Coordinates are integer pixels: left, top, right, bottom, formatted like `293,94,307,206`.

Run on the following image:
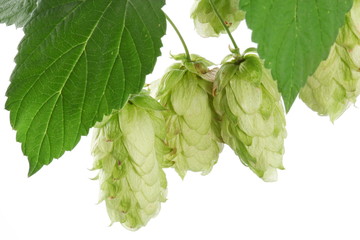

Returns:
165,13,192,61
208,0,240,55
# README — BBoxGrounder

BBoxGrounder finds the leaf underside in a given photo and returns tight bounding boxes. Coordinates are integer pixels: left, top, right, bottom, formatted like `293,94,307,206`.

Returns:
0,0,37,27
240,0,353,111
5,0,166,176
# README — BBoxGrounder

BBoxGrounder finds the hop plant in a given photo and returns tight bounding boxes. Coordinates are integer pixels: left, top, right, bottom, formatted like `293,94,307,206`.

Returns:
213,53,287,182
191,0,245,38
91,93,169,230
299,0,360,122
156,54,223,178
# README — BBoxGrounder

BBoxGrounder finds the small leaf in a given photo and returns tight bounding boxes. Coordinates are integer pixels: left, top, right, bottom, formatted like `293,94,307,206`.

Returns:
130,94,166,111
5,0,166,176
240,0,353,111
0,0,37,27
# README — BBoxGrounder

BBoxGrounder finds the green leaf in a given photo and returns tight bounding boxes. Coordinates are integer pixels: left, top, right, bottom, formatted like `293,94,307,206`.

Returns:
240,0,353,111
5,0,166,176
0,0,37,27
130,94,166,111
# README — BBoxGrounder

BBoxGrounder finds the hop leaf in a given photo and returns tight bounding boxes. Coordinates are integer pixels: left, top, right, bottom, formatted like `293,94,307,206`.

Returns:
213,53,287,182
300,0,360,122
157,54,223,178
0,0,37,27
191,0,245,37
91,95,168,230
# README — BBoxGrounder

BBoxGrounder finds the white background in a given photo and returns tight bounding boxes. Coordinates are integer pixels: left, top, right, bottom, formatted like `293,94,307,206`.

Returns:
1,1,360,239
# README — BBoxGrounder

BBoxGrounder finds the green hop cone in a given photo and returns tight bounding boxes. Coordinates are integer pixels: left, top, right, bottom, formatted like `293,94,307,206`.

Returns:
191,0,245,38
300,0,360,122
91,93,169,230
213,53,287,182
336,0,360,50
156,54,223,178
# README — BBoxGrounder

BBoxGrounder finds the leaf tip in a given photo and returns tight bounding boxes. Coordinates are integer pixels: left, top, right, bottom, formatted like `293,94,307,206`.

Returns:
27,161,42,177
284,96,297,113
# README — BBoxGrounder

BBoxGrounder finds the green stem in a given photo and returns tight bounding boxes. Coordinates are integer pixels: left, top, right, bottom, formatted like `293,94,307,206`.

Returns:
208,0,240,55
165,14,192,61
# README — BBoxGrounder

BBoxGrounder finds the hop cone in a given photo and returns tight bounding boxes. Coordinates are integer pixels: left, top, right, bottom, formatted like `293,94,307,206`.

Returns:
91,94,168,230
157,54,223,178
213,54,287,182
191,0,245,38
300,0,360,121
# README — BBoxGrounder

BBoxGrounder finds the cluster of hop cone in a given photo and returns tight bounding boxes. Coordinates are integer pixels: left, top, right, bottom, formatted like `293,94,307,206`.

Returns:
90,0,360,230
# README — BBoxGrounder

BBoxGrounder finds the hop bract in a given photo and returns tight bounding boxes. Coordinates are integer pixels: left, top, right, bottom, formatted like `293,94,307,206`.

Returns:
156,54,223,178
213,53,287,182
300,0,360,122
191,0,245,37
91,93,169,230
